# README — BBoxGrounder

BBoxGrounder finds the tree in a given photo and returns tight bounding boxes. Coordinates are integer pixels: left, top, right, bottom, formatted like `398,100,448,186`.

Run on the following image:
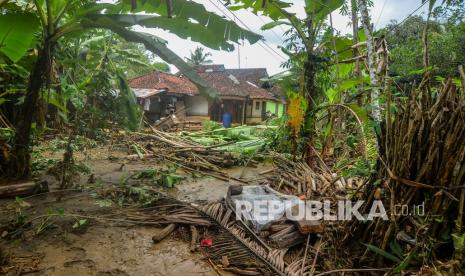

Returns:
229,0,345,166
378,15,464,82
50,30,154,133
0,0,262,178
186,47,213,65
358,0,381,124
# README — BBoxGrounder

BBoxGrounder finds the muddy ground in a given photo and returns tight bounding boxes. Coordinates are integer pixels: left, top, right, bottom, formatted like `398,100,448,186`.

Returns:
0,144,271,275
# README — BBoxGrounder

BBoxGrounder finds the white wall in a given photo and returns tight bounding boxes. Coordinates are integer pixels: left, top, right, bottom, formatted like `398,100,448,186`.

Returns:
251,100,263,117
185,95,209,116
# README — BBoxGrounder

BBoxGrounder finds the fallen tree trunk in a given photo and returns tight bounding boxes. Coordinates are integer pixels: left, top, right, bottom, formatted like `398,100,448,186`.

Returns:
0,181,48,198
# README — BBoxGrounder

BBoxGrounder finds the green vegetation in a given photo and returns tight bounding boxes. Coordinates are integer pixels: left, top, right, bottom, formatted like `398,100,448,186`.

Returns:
186,46,213,65
0,0,464,274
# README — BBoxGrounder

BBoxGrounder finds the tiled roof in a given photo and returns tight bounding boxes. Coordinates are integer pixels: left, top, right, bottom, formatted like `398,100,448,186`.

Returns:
269,86,287,103
224,68,268,85
197,71,248,97
128,71,197,95
128,66,279,100
222,68,276,100
225,67,286,103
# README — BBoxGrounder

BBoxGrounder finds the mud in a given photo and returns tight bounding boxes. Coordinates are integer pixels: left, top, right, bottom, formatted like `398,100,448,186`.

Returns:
1,145,271,275
18,226,215,276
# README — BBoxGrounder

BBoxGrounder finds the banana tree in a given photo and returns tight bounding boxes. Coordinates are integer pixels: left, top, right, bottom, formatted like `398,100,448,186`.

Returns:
357,0,381,123
1,0,262,178
227,0,345,166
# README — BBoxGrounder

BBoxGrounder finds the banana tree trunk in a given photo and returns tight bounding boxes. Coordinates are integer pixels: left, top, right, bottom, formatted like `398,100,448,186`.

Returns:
10,40,53,178
351,0,362,105
358,0,381,123
303,57,318,168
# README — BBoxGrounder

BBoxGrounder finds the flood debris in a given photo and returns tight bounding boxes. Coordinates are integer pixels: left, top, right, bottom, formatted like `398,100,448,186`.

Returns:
0,253,43,275
0,180,48,198
226,185,301,232
180,125,275,154
152,223,177,243
265,154,362,199
124,128,246,182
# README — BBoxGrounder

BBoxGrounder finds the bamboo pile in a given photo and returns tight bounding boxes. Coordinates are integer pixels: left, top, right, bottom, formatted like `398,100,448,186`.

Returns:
266,154,363,198
126,128,243,182
355,73,465,263
114,197,213,226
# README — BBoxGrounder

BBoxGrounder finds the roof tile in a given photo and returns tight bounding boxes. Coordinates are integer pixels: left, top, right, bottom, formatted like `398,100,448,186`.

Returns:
128,66,278,100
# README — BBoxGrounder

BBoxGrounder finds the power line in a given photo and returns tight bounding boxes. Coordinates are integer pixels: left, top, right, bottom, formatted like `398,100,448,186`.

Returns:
374,0,387,29
211,0,287,61
331,0,431,58
211,0,286,60
385,0,430,34
254,14,286,44
206,0,285,62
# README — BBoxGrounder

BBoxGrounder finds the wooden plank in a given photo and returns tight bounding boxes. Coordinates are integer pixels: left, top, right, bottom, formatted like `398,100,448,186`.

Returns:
294,219,324,234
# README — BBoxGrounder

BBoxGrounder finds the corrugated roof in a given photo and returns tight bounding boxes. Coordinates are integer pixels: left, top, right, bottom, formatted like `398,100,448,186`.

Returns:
131,88,164,99
193,64,225,73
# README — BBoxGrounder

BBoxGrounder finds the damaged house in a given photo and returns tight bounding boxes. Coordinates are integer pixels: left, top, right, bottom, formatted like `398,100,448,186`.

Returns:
128,65,286,125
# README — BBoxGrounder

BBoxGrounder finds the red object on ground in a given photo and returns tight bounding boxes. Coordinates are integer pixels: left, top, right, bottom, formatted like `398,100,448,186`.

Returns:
200,239,213,247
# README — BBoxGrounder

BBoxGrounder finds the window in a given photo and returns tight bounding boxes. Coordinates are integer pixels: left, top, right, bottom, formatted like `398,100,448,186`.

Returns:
255,101,260,110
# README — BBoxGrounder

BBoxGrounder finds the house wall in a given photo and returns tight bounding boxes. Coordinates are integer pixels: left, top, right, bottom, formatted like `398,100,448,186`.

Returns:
141,97,161,122
245,117,262,124
278,103,285,117
265,101,285,118
245,99,265,124
246,101,253,117
251,100,263,118
210,99,245,124
185,95,209,116
185,115,210,122
266,101,277,115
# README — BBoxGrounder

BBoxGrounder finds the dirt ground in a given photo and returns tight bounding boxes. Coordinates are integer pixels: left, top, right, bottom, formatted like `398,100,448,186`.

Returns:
0,145,272,275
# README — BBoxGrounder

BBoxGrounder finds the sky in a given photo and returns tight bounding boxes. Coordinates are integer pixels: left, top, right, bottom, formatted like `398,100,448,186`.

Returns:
133,0,432,75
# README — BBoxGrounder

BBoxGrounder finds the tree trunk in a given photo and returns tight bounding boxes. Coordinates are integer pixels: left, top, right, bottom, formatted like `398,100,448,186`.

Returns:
9,41,53,179
302,58,318,168
351,0,362,105
358,0,381,123
422,13,431,69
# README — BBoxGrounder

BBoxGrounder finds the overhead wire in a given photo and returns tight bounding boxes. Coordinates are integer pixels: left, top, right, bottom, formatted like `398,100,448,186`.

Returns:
374,0,387,29
206,0,284,62
211,0,287,61
385,0,430,33
331,0,431,58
